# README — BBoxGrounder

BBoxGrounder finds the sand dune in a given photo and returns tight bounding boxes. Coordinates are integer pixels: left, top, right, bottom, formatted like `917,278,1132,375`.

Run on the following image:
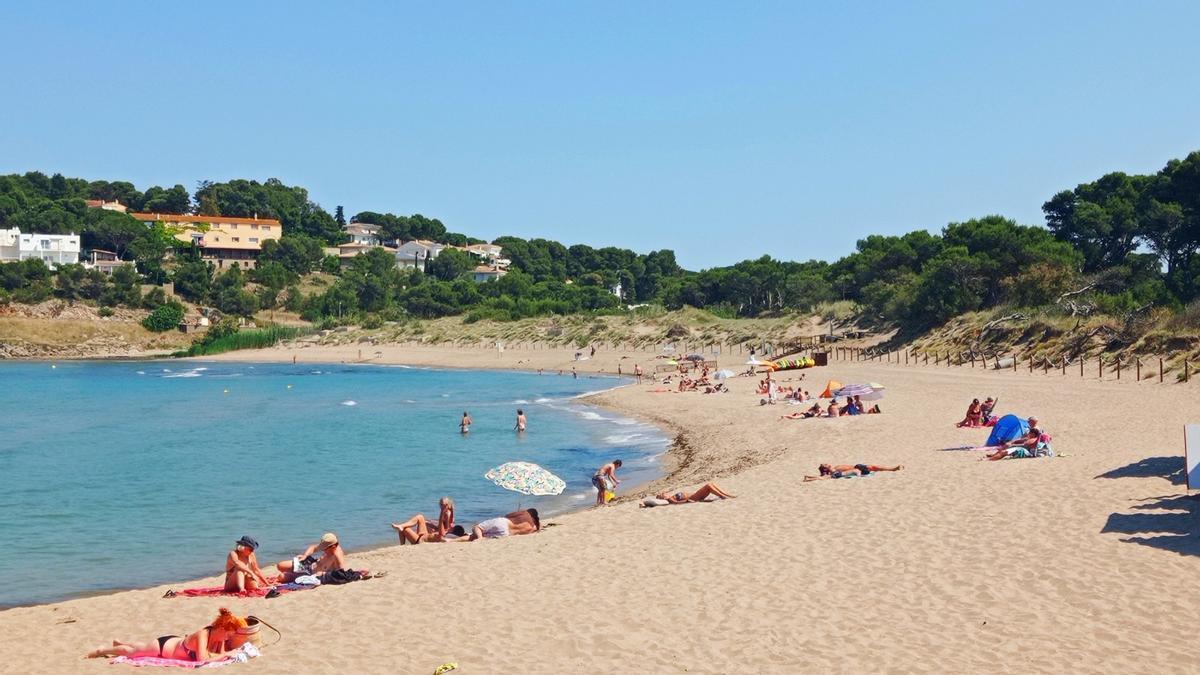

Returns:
5,345,1200,673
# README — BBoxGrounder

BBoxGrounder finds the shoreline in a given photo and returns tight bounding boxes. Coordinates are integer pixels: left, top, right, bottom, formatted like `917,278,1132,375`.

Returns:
7,343,1200,672
0,356,677,612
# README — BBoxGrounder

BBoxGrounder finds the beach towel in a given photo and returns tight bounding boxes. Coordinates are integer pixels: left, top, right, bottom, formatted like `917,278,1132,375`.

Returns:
110,644,260,668
985,414,1029,447
176,586,279,598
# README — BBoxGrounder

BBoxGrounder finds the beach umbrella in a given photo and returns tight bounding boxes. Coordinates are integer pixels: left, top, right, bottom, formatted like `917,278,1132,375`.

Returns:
685,354,705,362
867,382,886,390
819,379,843,398
714,369,736,380
832,383,876,398
484,461,566,496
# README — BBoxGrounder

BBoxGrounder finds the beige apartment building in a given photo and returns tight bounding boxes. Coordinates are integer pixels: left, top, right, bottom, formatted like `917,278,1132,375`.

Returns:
130,212,283,269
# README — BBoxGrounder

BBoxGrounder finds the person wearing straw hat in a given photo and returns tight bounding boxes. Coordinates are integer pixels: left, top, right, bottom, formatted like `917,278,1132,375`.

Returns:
276,532,345,581
224,535,271,593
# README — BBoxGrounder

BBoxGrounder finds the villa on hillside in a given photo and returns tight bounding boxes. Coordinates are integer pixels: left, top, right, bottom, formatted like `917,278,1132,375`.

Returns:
0,227,80,268
472,264,508,283
85,199,129,213
335,241,398,267
129,212,283,269
395,240,446,271
344,222,381,246
84,249,126,276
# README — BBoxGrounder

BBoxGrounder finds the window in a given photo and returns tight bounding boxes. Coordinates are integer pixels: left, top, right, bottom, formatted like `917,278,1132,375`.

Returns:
232,237,240,242
251,224,259,230
249,237,258,243
40,239,50,249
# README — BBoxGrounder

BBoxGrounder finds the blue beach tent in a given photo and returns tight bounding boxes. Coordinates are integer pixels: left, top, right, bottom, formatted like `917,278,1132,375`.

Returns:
986,414,1029,447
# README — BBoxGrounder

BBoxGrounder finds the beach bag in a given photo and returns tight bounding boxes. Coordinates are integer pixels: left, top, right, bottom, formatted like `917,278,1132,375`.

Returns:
232,615,280,649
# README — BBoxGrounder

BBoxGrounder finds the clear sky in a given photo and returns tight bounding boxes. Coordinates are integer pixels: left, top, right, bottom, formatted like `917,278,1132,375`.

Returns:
2,2,1199,269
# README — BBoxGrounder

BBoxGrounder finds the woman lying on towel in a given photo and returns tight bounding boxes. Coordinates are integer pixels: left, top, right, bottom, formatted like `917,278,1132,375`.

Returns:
804,463,904,481
85,607,246,661
653,482,737,503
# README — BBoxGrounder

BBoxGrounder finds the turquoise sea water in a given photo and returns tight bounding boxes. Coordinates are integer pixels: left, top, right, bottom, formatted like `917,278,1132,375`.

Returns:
0,360,667,608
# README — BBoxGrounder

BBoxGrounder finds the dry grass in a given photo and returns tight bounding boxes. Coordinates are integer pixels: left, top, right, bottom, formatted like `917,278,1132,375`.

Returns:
0,317,192,350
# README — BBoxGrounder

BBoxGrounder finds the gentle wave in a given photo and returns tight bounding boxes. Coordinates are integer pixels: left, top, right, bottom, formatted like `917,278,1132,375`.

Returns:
341,400,357,406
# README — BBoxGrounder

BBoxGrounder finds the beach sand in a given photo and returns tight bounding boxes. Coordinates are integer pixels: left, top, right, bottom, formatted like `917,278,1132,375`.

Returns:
5,343,1200,673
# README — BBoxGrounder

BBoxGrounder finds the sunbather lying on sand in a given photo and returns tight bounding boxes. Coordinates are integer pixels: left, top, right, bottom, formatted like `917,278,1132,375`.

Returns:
804,463,904,481
781,402,824,420
984,418,1051,460
653,482,736,503
454,508,541,541
85,607,246,662
392,497,456,544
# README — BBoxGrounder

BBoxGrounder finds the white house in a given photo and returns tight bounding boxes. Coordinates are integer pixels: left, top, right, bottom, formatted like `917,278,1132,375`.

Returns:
395,240,446,271
472,265,508,283
344,222,381,246
0,227,81,268
85,249,126,276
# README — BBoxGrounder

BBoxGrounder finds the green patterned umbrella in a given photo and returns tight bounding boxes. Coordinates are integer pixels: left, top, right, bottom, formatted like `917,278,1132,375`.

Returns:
485,461,566,496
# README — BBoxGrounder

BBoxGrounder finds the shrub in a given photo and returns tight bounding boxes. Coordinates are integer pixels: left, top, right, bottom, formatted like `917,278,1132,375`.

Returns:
141,301,185,332
98,306,115,318
141,287,167,309
361,313,384,329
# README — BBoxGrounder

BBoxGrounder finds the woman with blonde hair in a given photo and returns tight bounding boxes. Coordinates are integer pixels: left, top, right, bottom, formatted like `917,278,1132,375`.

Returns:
85,607,246,662
391,497,457,544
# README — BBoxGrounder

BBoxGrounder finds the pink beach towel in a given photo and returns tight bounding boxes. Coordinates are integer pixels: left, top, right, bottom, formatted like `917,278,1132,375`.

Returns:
177,586,277,598
109,655,232,668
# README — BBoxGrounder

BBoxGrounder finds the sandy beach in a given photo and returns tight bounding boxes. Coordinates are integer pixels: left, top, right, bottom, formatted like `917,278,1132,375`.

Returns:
5,343,1200,674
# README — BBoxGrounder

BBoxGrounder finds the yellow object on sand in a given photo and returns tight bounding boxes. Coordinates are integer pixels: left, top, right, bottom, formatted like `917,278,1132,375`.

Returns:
605,490,615,503
433,663,458,675
819,379,843,399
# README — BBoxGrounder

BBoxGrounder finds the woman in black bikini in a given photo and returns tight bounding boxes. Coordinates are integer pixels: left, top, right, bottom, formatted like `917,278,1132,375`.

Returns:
85,607,246,661
804,463,904,481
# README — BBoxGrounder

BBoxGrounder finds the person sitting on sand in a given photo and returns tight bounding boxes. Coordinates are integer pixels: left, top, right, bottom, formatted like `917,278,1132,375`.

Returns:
456,509,541,541
653,482,736,503
804,463,904,481
984,417,1046,460
826,400,840,417
85,607,246,662
276,532,345,581
956,399,982,427
593,459,622,506
223,536,271,593
460,411,472,434
980,397,997,424
843,396,859,415
392,497,456,544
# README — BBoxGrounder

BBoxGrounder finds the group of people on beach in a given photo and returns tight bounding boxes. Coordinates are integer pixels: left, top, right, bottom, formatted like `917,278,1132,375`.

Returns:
779,394,881,419
392,498,542,543
956,396,998,427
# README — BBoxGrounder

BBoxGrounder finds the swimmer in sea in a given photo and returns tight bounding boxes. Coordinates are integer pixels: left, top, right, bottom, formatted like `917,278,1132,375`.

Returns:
515,409,527,432
460,411,472,434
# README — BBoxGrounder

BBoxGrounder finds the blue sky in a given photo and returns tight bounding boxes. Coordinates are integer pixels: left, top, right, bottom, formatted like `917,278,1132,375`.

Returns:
2,2,1198,269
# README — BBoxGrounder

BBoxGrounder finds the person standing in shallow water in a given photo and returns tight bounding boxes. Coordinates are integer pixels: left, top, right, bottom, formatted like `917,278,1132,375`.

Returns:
460,411,472,434
515,409,527,432
593,459,622,505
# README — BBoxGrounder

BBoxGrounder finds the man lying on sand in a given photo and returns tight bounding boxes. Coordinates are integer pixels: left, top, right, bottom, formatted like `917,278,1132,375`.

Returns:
653,482,736,503
804,464,904,481
277,532,345,580
224,536,271,593
452,508,542,541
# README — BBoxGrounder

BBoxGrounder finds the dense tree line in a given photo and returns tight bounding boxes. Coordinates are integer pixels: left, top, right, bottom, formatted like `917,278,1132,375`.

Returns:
4,150,1200,329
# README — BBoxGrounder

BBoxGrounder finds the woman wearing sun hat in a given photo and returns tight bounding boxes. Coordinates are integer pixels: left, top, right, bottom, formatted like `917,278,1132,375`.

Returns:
276,532,345,581
224,535,271,593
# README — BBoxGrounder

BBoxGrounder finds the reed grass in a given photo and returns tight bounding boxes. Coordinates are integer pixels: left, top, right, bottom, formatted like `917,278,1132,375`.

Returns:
178,325,311,357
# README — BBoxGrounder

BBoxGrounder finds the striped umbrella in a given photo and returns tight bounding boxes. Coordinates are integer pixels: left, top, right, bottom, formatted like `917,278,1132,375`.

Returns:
484,461,566,496
832,383,877,398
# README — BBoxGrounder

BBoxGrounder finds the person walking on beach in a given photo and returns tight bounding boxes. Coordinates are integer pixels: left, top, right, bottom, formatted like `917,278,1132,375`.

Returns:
572,366,578,379
593,459,622,505
223,536,270,593
515,409,527,433
635,363,643,383
460,411,472,434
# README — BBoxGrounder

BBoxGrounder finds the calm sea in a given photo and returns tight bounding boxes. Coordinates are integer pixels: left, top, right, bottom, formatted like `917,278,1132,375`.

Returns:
0,360,667,608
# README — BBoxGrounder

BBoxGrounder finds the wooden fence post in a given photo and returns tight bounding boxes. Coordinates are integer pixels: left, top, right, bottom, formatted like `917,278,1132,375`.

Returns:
1080,358,1084,378
1062,358,1066,376
1187,361,1190,383
1160,357,1164,383
1098,356,1103,380
1136,358,1140,382
1013,353,1018,372
1029,355,1033,373
1116,359,1121,380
